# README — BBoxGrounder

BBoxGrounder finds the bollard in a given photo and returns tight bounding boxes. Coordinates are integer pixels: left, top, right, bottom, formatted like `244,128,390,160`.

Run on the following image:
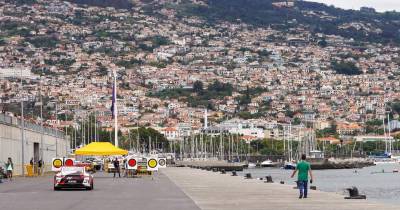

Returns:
345,187,366,199
310,186,317,190
245,173,252,179
220,169,226,174
265,175,273,183
232,171,238,176
280,181,285,184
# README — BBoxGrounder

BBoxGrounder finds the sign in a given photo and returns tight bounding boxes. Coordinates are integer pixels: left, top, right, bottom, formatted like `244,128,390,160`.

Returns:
126,157,137,170
64,158,75,166
158,158,167,168
52,158,63,171
147,157,158,171
52,158,75,171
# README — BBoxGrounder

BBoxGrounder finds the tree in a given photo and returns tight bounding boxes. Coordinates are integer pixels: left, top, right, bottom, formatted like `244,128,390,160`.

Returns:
318,39,328,48
391,102,400,114
292,117,301,125
193,80,204,93
331,61,362,75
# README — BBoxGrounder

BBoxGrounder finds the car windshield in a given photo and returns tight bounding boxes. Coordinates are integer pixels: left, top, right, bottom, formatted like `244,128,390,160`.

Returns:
61,167,84,174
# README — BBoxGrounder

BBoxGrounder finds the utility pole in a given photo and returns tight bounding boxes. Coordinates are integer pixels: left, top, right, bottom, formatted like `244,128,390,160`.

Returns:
137,122,140,153
39,71,44,175
55,103,58,157
20,69,25,176
94,111,97,142
113,70,118,147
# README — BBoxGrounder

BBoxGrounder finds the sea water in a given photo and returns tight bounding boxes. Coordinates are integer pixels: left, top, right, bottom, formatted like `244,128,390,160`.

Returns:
239,163,400,205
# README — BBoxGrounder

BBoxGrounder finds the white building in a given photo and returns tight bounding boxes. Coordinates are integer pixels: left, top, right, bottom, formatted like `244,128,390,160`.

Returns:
0,67,32,78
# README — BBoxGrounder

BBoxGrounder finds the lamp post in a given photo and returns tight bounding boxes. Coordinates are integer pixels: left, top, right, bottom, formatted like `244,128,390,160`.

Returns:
20,68,25,176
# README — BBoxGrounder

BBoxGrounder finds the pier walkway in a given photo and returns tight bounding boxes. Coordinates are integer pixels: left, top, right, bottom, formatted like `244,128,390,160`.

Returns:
163,167,397,210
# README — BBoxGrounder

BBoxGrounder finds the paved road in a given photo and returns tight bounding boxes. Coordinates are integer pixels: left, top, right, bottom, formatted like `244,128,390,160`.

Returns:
0,172,200,210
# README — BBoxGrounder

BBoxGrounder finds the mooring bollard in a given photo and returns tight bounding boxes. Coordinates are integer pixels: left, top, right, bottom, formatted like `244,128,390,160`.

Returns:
265,175,273,183
231,171,238,176
245,173,252,179
345,187,366,199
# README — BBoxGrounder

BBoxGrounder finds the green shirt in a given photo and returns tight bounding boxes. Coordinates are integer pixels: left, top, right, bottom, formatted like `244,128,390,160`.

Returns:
296,161,310,181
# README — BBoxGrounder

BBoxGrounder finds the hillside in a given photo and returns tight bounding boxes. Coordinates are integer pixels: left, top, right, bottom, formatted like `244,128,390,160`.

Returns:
175,0,400,44
66,0,134,9
66,0,400,45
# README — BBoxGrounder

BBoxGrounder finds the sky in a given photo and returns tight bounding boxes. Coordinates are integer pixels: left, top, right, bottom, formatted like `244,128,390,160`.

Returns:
307,0,400,12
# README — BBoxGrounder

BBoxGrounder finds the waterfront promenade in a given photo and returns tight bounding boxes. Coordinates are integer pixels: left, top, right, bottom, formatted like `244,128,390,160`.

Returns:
0,168,398,210
163,167,398,210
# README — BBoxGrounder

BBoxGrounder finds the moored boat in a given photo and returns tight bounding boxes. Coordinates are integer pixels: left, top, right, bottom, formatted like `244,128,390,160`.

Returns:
260,160,275,167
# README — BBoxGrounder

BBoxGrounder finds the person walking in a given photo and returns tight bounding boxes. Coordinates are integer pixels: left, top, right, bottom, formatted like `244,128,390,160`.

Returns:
6,157,13,181
113,158,120,178
291,154,313,199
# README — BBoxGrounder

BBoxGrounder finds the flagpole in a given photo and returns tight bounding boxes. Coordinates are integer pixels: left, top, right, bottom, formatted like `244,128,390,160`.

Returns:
113,70,118,148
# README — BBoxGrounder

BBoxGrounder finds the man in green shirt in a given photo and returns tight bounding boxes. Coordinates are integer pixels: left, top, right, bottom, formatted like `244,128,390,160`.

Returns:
291,154,313,199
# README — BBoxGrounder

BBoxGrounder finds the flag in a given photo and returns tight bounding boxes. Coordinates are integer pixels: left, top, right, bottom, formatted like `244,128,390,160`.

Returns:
111,80,116,119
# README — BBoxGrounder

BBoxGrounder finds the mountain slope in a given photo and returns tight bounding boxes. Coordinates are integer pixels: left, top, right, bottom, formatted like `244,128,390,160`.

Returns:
174,0,400,44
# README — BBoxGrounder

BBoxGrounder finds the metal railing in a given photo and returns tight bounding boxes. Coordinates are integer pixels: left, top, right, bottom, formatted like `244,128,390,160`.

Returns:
0,113,64,138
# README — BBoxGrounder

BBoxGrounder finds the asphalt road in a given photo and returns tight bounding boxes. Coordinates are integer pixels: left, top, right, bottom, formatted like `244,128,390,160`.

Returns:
0,172,200,210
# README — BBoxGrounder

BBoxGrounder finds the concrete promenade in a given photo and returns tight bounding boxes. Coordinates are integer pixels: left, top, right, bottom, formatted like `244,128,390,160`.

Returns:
162,167,398,210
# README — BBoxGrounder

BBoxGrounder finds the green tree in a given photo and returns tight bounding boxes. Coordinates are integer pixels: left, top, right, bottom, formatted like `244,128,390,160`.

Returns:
193,80,204,93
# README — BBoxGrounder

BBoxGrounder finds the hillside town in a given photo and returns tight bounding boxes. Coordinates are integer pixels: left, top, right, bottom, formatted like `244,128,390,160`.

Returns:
1,0,400,147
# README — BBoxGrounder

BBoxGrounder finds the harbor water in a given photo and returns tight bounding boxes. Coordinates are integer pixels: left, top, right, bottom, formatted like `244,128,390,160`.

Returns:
239,163,400,205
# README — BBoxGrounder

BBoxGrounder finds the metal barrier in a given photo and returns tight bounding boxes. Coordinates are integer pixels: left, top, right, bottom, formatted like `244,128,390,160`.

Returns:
0,113,64,138
8,164,54,177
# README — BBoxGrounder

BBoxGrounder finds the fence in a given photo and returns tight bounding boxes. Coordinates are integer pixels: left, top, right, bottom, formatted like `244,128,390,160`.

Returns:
0,113,64,138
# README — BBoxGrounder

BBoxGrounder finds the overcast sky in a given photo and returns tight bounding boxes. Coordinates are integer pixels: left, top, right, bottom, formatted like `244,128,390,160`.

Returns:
307,0,400,12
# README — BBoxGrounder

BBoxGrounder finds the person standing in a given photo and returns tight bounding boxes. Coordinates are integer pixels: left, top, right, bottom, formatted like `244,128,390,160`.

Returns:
37,159,43,175
6,157,13,181
291,154,313,199
123,159,129,178
113,158,120,178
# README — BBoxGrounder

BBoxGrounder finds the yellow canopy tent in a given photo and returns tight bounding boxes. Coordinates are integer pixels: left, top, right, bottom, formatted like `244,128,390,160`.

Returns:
74,142,128,156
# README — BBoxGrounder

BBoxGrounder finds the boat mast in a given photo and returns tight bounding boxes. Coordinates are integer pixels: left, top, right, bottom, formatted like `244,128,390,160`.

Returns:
383,117,387,154
388,113,391,155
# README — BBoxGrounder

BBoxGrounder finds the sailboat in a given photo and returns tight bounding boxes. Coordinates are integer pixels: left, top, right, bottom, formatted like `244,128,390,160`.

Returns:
371,114,397,164
283,123,296,170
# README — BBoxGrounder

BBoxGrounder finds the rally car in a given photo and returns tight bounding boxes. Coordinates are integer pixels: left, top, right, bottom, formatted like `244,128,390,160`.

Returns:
54,166,94,190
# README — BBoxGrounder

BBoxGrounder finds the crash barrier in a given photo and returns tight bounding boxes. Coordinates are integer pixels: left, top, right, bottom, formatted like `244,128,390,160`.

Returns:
26,165,35,177
2,164,49,177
